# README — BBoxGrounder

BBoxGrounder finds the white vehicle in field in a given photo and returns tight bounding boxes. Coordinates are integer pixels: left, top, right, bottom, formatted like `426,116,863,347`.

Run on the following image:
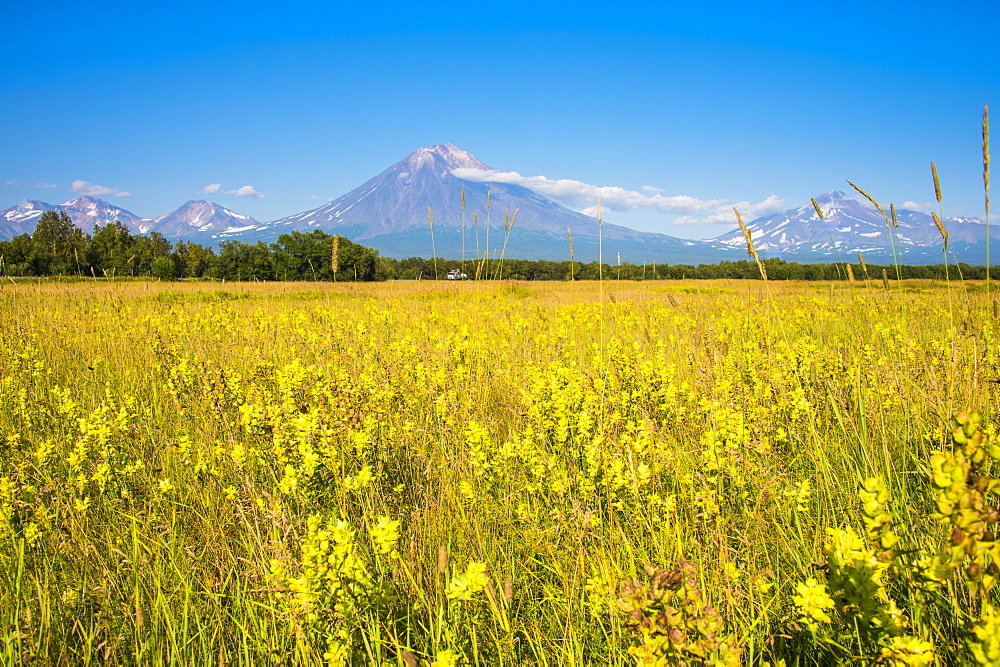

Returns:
446,269,468,280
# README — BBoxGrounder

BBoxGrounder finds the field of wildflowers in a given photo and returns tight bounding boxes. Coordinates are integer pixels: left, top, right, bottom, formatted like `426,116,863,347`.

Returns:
0,278,998,664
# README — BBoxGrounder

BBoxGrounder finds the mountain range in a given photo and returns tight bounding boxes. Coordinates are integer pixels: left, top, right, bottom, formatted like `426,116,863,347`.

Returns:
3,145,996,265
0,196,260,241
715,190,999,264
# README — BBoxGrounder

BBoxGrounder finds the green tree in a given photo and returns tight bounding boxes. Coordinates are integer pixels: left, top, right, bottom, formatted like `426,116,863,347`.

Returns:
212,241,274,281
174,241,215,278
269,230,383,282
0,234,34,275
270,230,335,281
151,256,178,281
87,221,135,277
31,211,86,275
332,236,379,281
131,232,174,276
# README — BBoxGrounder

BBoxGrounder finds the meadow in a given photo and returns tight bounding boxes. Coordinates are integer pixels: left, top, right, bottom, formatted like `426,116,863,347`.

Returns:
0,277,998,665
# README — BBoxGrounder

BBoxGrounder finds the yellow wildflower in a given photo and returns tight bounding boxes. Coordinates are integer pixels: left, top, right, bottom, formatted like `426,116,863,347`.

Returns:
446,562,490,600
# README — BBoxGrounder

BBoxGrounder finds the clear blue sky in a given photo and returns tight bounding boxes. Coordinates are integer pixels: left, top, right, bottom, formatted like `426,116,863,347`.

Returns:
2,1,997,239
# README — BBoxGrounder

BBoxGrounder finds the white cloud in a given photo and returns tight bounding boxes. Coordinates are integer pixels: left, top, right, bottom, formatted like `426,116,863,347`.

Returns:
309,195,334,202
223,185,264,199
451,167,790,228
672,195,787,226
202,183,221,194
451,168,721,214
6,179,57,189
901,200,936,212
71,180,131,197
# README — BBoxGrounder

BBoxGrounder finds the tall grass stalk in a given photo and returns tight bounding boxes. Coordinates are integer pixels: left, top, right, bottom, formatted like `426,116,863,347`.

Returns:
598,199,605,364
847,180,903,292
461,186,467,277
985,105,991,295
734,207,768,281
856,252,877,299
473,211,481,280
815,194,849,280
484,191,492,280
428,206,438,281
931,160,952,300
567,228,575,281
495,209,517,281
822,197,851,282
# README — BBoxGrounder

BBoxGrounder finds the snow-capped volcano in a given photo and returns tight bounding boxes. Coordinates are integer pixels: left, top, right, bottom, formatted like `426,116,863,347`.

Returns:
1,196,145,237
142,200,259,236
229,144,735,262
0,200,53,239
6,149,992,265
714,190,998,262
259,143,620,238
62,196,146,233
406,143,492,172
0,196,259,241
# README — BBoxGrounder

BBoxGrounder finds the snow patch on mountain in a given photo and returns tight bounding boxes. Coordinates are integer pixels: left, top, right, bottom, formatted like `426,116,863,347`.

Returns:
142,200,260,236
713,190,997,259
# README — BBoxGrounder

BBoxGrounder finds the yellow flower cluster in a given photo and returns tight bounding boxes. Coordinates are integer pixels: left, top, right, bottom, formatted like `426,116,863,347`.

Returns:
792,578,835,631
446,562,490,601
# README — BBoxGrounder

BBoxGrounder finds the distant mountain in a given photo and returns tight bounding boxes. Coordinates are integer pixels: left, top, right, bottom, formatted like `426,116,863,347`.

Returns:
0,200,53,239
714,191,999,264
61,196,146,234
4,165,995,266
214,144,739,263
141,200,259,236
0,196,259,242
1,196,145,236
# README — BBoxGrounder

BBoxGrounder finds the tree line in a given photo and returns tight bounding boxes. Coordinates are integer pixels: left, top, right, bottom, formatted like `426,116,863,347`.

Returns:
0,212,382,281
0,212,991,282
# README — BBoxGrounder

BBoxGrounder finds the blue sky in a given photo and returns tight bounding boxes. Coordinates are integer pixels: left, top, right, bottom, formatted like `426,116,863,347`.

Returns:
2,1,997,239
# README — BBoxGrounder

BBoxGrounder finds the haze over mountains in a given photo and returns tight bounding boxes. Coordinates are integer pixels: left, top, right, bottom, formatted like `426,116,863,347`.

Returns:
3,145,996,265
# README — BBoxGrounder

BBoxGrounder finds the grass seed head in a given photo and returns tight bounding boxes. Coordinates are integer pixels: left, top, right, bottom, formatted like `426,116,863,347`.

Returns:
811,198,824,220
734,208,754,258
933,212,949,241
931,161,942,203
735,207,768,280
848,180,891,226
985,105,991,214
438,545,449,574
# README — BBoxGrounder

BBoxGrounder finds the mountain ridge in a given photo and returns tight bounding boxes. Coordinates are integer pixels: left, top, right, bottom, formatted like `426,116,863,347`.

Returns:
3,147,996,265
712,190,997,263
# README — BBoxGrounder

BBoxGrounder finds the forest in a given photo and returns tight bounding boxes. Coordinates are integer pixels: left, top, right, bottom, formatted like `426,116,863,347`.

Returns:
0,211,989,282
